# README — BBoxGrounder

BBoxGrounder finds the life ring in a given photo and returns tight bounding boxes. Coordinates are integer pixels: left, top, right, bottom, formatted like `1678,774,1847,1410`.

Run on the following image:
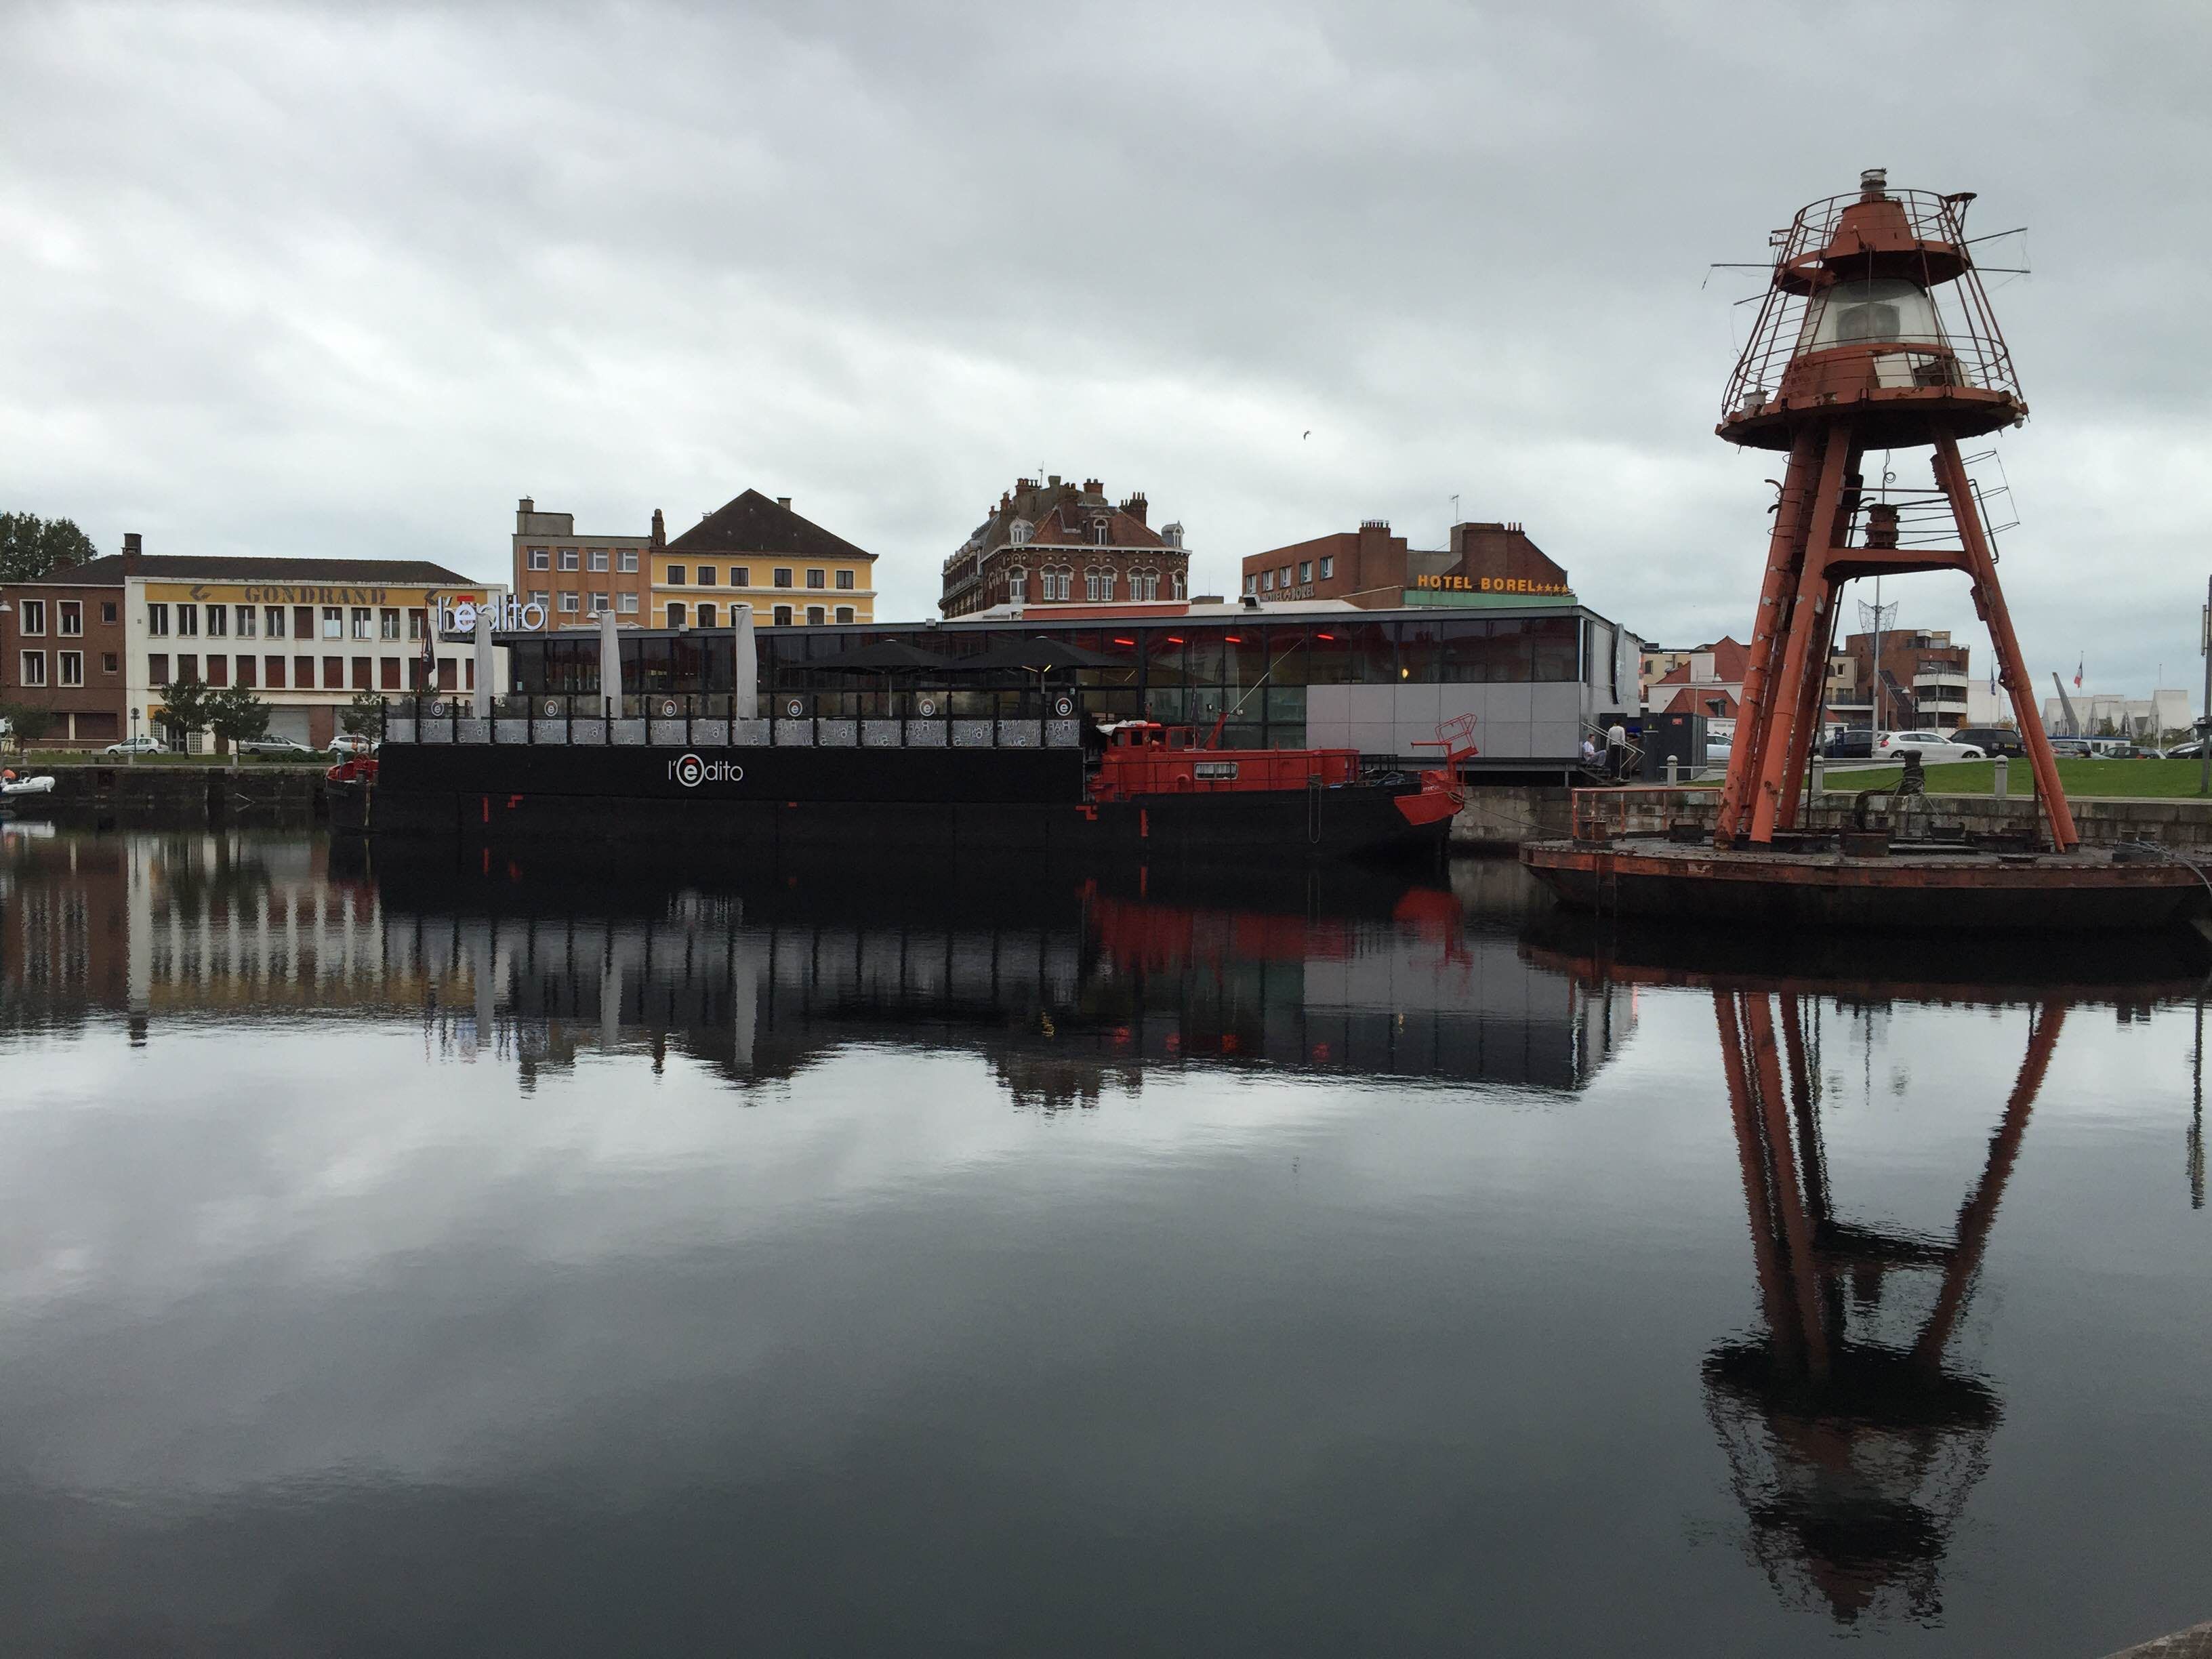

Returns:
785,698,804,718
428,700,447,717
661,699,678,718
1054,695,1074,717
543,699,560,717
918,697,938,717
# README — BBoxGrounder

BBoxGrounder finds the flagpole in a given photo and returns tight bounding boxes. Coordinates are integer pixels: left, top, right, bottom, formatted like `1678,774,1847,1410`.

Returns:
2199,575,2209,796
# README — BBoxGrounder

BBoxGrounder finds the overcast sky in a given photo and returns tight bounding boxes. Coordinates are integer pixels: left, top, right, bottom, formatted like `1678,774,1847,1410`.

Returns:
3,1,2207,696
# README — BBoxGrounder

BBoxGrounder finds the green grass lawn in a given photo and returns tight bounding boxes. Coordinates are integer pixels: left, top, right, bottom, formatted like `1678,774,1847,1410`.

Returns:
1822,758,2212,799
5,750,327,768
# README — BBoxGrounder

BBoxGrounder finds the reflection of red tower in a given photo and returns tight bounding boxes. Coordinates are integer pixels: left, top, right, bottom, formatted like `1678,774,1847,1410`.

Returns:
1713,170,2074,850
1707,989,2060,1622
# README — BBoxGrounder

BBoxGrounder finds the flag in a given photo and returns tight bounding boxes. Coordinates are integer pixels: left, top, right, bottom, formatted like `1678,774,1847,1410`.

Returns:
2073,658,2083,689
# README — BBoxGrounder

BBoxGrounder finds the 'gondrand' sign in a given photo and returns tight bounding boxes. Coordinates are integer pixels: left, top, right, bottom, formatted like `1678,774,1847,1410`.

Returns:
436,594,547,633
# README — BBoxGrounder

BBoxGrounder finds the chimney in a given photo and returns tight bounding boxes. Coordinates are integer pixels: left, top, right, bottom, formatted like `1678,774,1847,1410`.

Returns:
1084,478,1102,497
518,496,535,513
1120,491,1148,526
1047,474,1061,488
777,496,792,511
122,531,143,577
651,508,665,547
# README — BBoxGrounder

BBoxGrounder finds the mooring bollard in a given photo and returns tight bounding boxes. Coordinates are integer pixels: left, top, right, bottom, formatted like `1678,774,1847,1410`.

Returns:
1666,755,1679,787
1809,758,1825,798
1992,755,2009,800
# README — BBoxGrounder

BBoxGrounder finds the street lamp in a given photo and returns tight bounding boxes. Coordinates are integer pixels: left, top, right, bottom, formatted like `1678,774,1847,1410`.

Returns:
129,705,140,766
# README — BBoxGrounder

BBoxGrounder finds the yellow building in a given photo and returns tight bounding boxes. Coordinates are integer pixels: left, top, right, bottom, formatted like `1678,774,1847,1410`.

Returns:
655,490,876,630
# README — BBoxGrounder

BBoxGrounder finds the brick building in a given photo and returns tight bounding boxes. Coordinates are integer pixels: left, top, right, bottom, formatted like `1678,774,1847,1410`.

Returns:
1835,628,1971,731
1242,520,1573,610
941,476,1187,617
512,491,876,631
0,566,129,746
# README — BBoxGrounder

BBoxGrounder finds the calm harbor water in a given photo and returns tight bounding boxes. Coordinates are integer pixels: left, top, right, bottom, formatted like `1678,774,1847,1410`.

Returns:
1,828,2207,1656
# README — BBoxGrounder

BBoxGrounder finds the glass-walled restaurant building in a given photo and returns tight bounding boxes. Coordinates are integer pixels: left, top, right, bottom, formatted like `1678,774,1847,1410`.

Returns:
495,602,1639,768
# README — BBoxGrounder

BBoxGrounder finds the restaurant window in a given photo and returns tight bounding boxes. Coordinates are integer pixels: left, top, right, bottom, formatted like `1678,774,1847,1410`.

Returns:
58,651,83,686
732,567,750,588
101,602,118,625
773,605,793,626
617,548,638,573
806,606,825,626
558,592,579,613
18,600,43,635
206,605,227,637
835,606,855,623
265,656,286,689
773,568,794,588
235,606,255,638
322,607,343,640
695,565,716,586
836,569,854,590
465,659,475,691
380,657,401,690
18,651,44,686
352,607,373,640
58,602,82,636
178,605,199,636
696,603,716,627
236,655,256,688
588,548,609,572
806,569,825,590
351,657,371,691
527,548,550,570
102,653,119,675
617,593,638,613
667,602,687,628
147,603,169,636
148,653,169,684
1528,615,1580,682
666,566,687,585
558,548,579,571
206,656,228,687
1305,622,1395,685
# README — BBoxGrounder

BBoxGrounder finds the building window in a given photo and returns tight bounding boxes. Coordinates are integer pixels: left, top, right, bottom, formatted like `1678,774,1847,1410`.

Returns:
206,655,228,688
529,591,550,609
773,568,793,588
264,655,285,688
182,653,203,681
177,605,199,637
836,569,855,590
206,605,227,637
147,603,169,636
1279,565,1292,588
260,606,283,638
1042,568,1072,601
351,657,371,691
1131,569,1160,600
380,607,401,640
322,607,343,640
617,593,638,614
102,653,119,676
148,653,169,685
558,548,579,571
351,607,373,640
558,592,579,613
1009,519,1031,546
528,548,550,570
695,566,716,586
773,605,792,626
1299,561,1313,583
806,569,825,589
588,548,609,572
234,606,255,638
58,602,81,636
588,593,609,614
694,602,716,627
1008,569,1027,603
235,655,256,689
407,609,425,642
293,606,314,639
667,602,687,627
380,657,401,690
617,548,638,573
1261,569,1274,592
732,567,750,588
18,600,44,636
297,655,316,687
667,565,689,585
1243,574,1256,596
806,606,825,626
835,606,855,623
1094,522,1109,545
322,655,342,687
18,652,43,686
1319,556,1334,579
1172,573,1186,600
101,602,117,625
57,651,83,686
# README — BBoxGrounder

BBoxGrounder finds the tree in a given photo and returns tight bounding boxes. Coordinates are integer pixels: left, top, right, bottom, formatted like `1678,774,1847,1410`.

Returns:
0,514,98,583
157,676,216,750
207,684,271,757
342,690,386,738
0,701,57,749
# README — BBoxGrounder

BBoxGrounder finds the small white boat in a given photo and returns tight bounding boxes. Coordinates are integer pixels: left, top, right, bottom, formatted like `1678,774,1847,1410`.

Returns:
0,775,56,797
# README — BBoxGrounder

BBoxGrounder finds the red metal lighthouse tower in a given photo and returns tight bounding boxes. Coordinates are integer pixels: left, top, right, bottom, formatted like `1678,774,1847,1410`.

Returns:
1713,170,2075,851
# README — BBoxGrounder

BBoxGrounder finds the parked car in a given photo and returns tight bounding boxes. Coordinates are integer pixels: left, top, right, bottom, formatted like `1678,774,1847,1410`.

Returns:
1823,728,1875,759
327,733,378,757
2047,737,2094,758
2163,739,2209,760
1952,726,2026,758
2087,737,2158,759
100,735,168,756
236,737,321,758
1875,729,1987,763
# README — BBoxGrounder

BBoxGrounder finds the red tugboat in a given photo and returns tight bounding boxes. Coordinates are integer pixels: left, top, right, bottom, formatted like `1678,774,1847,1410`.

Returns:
1522,170,2208,932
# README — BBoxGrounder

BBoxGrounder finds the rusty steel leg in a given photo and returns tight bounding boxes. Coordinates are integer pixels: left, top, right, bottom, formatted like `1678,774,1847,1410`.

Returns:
1749,428,1855,844
1717,990,1794,1352
1912,1001,2066,1369
1933,432,2078,851
1715,429,1823,847
1776,574,1843,832
1744,993,1829,1378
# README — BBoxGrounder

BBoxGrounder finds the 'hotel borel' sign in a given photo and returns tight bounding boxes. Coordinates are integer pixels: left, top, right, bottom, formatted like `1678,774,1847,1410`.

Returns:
1414,574,1574,596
